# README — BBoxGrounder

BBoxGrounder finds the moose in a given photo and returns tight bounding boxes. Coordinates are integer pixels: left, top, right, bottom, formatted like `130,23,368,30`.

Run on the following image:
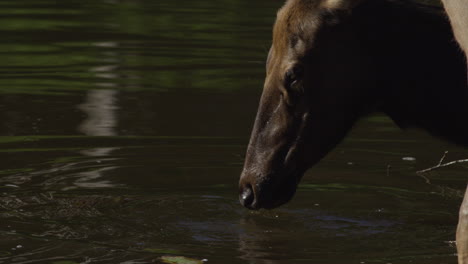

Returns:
238,0,468,262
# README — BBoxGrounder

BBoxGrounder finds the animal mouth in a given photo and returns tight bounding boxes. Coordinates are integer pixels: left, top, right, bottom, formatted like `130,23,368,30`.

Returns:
260,177,299,209
239,113,310,210
240,171,301,210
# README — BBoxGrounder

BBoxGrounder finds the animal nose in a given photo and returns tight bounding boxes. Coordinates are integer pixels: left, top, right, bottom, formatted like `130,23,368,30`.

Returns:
239,184,256,209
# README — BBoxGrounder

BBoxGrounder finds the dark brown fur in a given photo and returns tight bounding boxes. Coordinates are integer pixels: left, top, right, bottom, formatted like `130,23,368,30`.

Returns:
240,0,468,262
239,0,466,208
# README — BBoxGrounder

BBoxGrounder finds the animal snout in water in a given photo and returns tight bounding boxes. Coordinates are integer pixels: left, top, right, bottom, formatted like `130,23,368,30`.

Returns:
239,173,299,210
239,183,256,209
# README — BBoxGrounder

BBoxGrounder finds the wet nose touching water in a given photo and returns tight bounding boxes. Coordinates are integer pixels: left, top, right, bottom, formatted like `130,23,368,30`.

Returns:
0,0,466,263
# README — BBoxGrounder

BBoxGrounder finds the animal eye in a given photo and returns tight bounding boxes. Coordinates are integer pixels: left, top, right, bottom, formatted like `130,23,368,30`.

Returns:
284,65,303,90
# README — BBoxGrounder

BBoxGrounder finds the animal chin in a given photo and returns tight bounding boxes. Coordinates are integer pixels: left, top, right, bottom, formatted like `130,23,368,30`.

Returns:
254,174,300,210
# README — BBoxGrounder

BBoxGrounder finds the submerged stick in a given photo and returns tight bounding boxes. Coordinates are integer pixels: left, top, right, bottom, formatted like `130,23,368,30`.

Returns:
438,151,449,166
417,151,468,174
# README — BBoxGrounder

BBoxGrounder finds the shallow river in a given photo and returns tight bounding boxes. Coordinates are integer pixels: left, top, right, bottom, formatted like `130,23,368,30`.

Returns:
0,0,465,263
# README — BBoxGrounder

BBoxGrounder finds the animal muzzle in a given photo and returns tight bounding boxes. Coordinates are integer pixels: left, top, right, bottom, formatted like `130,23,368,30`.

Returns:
238,171,300,210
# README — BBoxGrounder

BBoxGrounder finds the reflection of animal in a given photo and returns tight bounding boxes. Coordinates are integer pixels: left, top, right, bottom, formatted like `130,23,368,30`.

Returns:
238,0,468,262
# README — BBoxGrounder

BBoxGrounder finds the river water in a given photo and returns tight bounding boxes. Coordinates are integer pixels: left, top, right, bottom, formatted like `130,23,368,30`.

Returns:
0,0,465,263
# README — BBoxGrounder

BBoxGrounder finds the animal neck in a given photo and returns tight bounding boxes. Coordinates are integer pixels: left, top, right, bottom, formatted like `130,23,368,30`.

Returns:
384,79,468,147
354,0,468,146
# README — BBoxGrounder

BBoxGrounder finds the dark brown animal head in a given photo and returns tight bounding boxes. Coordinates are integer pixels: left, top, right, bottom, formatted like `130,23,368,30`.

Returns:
239,0,379,209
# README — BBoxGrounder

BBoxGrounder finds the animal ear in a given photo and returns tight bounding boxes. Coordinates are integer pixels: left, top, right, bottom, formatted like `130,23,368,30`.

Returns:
321,0,364,10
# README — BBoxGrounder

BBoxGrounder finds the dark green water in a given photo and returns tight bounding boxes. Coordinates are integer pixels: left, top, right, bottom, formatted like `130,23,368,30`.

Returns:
0,0,465,263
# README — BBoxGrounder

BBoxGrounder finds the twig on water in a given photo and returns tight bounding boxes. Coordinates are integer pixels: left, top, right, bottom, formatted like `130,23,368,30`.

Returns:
438,151,449,166
417,151,468,174
414,151,468,198
386,165,391,177
417,173,432,184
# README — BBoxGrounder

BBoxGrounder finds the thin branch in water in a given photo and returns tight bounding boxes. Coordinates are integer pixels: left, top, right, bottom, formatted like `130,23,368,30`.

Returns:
386,165,391,177
417,151,468,174
417,173,432,184
438,150,449,166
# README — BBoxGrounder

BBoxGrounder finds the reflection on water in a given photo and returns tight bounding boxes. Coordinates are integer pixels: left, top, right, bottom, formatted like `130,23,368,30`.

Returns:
78,89,119,137
76,51,121,189
0,0,462,263
76,88,120,189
